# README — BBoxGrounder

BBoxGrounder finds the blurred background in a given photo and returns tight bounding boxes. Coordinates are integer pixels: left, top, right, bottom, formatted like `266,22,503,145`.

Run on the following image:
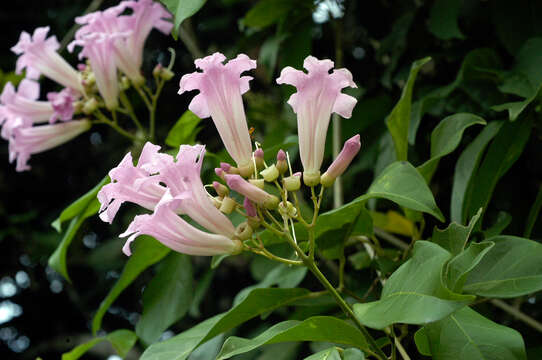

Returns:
1,0,542,358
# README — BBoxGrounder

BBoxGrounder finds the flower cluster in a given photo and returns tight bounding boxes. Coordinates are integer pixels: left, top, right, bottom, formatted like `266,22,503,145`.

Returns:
100,52,361,257
1,0,172,171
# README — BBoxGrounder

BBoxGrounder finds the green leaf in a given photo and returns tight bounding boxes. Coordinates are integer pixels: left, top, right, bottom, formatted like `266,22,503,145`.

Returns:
464,235,542,297
141,288,311,360
450,121,503,223
304,347,342,360
443,241,494,293
385,57,431,161
51,176,109,232
432,208,482,255
48,198,101,282
160,0,207,34
353,241,473,329
92,236,170,335
189,269,214,318
244,0,295,29
359,161,444,222
414,327,431,356
342,348,365,360
418,113,486,182
216,317,369,359
466,115,532,225
136,253,193,345
524,184,542,238
61,329,137,360
424,307,526,360
483,211,512,238
428,0,464,40
165,110,202,148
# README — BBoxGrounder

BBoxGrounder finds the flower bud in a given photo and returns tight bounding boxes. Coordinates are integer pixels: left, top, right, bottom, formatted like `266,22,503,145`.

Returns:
276,149,288,174
260,164,279,182
219,196,237,214
160,68,175,81
153,64,162,78
215,168,225,180
226,174,279,210
303,170,321,187
283,172,301,191
321,134,361,187
213,181,229,197
73,101,84,115
249,179,265,189
211,196,222,208
120,76,130,90
244,197,257,217
254,148,264,170
83,97,98,114
278,201,297,218
235,222,253,240
238,161,254,178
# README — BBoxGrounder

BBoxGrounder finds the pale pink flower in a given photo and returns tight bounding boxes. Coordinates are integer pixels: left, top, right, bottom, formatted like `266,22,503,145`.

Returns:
0,80,53,139
225,174,279,209
69,32,122,110
97,142,168,223
178,53,255,171
8,119,91,171
120,190,242,256
11,27,83,93
115,0,173,83
145,144,236,237
243,197,257,217
47,88,77,123
321,134,361,187
276,56,357,180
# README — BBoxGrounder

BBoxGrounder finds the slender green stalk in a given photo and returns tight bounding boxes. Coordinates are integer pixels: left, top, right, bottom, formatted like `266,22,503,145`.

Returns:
119,91,145,133
93,111,138,141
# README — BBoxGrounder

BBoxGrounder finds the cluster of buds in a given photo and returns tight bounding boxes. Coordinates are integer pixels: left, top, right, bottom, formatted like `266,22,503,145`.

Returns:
100,52,362,258
1,0,173,171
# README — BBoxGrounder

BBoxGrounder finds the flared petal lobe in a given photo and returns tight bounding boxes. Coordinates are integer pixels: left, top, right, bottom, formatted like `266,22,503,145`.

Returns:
11,27,83,93
276,56,357,179
120,191,241,256
178,52,255,170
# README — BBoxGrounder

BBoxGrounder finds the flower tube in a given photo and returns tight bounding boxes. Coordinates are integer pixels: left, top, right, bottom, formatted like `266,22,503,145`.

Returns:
276,56,357,186
120,190,242,256
225,174,279,209
145,144,236,237
321,134,361,187
178,52,256,176
0,80,53,139
8,119,91,171
97,142,168,223
11,27,83,93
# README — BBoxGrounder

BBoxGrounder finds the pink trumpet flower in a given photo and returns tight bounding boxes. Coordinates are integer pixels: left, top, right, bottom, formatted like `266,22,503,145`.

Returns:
321,134,361,187
178,52,255,173
120,190,242,256
225,174,279,209
115,0,173,83
47,88,78,123
11,27,83,93
146,144,236,238
276,56,357,185
97,142,168,223
0,80,53,139
8,119,91,172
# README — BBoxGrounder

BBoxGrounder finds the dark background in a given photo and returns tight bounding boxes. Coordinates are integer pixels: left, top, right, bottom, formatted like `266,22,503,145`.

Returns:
1,0,542,358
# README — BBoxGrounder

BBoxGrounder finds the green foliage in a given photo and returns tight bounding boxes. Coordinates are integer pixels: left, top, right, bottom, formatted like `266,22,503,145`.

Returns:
428,0,464,40
159,0,207,34
141,288,311,360
464,236,542,297
216,317,369,359
92,237,170,335
432,208,481,255
136,253,193,345
353,241,473,329
61,329,137,360
385,57,431,161
166,110,202,148
422,307,526,359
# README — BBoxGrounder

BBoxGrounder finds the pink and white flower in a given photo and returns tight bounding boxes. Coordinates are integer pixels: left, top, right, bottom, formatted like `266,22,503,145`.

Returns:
97,142,168,223
11,27,83,93
276,56,357,184
146,144,236,237
178,53,255,173
47,88,78,123
321,134,361,187
0,79,53,139
8,119,91,171
225,174,279,209
120,190,242,256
